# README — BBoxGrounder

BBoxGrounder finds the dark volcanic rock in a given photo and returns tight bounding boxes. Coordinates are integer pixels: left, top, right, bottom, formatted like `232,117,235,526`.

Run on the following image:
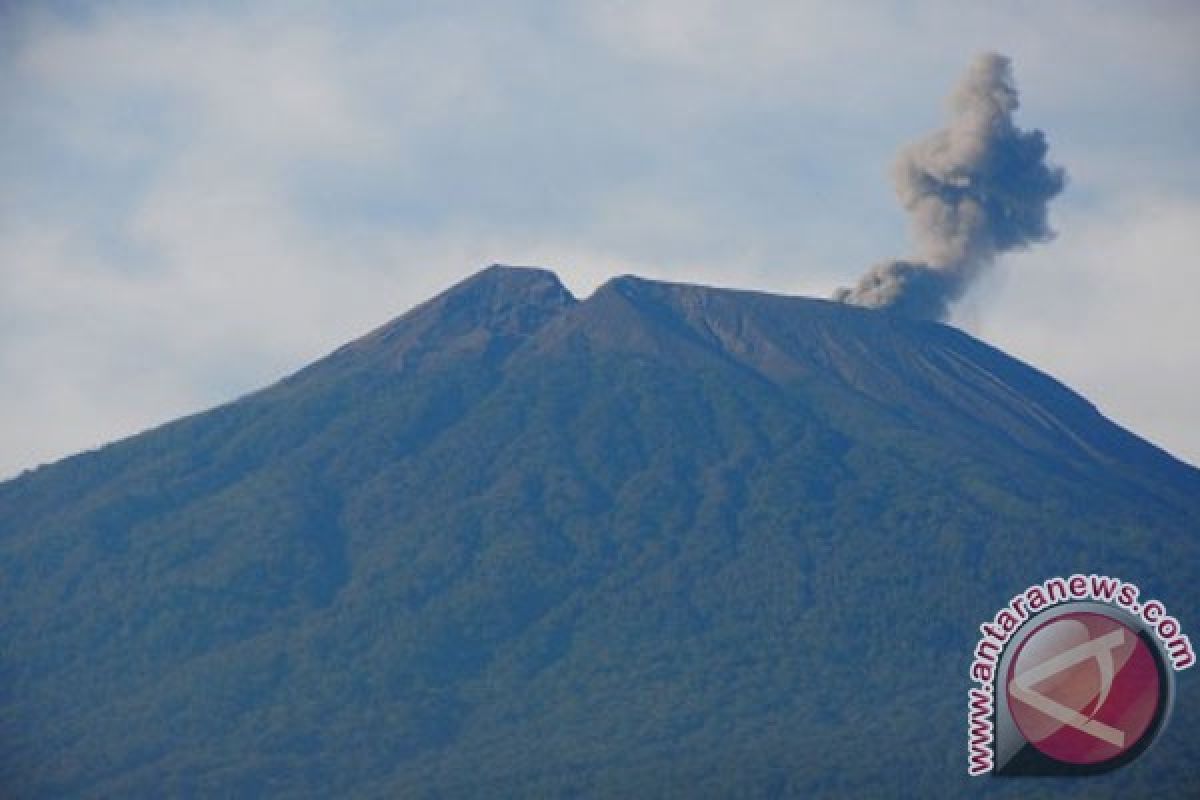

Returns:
1,265,1197,798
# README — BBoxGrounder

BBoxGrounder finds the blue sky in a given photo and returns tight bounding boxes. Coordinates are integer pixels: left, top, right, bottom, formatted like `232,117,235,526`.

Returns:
2,0,1199,476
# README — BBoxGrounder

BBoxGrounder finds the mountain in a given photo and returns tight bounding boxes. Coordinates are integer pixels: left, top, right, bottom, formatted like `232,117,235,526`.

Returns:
1,265,1197,798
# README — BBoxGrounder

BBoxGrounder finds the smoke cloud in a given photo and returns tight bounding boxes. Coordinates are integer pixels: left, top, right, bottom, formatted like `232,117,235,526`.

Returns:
834,52,1066,320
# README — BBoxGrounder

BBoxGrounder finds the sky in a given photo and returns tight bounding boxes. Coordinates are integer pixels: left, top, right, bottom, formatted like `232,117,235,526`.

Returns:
2,0,1198,478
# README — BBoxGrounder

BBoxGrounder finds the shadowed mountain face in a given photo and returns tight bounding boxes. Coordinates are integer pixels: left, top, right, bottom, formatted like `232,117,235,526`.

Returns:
1,265,1197,798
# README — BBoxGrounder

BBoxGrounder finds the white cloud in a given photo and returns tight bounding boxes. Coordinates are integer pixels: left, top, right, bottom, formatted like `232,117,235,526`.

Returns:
1,1,1198,477
961,193,1200,465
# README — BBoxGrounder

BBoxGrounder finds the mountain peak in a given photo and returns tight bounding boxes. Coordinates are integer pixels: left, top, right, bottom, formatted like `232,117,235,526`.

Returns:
331,264,576,372
467,262,573,292
3,264,1199,797
414,262,577,323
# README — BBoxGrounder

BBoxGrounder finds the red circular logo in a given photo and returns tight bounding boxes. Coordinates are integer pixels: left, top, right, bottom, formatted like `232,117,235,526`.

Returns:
1006,611,1162,765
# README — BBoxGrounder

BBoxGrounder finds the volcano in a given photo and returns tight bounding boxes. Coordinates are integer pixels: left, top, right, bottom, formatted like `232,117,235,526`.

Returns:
2,265,1197,797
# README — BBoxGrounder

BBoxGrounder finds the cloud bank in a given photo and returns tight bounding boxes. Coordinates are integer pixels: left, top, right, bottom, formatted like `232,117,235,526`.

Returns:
2,2,1199,475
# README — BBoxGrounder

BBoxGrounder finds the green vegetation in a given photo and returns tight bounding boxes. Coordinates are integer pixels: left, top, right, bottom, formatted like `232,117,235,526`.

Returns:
1,267,1197,797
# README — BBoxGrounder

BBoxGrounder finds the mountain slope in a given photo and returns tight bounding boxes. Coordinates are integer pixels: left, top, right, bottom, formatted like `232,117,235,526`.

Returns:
1,265,1197,798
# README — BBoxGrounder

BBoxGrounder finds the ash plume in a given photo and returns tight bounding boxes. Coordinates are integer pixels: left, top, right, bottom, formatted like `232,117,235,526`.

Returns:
834,52,1066,320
